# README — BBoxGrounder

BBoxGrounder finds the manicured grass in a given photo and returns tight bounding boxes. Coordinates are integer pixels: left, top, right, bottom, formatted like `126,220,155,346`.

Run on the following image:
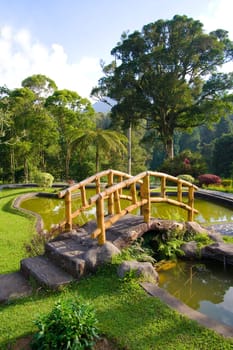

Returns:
1,188,233,349
0,188,39,273
1,266,233,349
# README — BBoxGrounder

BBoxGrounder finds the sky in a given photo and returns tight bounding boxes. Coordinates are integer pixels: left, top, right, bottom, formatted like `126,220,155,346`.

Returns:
0,0,233,100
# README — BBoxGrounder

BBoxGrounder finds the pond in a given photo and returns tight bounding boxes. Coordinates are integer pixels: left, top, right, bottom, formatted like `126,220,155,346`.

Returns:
158,260,233,327
20,190,233,231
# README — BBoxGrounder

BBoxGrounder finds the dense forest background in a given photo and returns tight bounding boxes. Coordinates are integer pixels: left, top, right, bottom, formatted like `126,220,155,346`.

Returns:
0,73,233,184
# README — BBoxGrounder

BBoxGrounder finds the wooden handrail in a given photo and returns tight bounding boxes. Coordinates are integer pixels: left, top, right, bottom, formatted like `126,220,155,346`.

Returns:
58,169,198,245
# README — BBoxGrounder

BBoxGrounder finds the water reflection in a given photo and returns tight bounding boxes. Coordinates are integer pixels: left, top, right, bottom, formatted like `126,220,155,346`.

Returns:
159,261,233,326
20,192,233,231
199,287,233,327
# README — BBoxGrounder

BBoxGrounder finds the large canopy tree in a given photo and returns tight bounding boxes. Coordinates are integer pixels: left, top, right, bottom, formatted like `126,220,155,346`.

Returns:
45,89,95,179
92,15,233,159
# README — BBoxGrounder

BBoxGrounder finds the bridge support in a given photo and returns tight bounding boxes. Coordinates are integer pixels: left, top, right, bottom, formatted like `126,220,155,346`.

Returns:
65,190,72,231
140,174,150,223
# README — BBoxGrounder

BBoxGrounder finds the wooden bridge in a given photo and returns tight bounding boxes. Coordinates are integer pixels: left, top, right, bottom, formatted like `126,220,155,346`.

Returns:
58,169,198,245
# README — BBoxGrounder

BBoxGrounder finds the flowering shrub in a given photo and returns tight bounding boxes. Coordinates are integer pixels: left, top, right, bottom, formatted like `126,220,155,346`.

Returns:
198,174,221,187
159,150,207,178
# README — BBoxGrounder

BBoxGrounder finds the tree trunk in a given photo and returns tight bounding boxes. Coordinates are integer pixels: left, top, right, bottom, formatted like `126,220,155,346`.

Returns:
65,147,71,181
127,124,132,175
10,147,15,183
96,145,99,173
165,137,174,159
24,158,29,183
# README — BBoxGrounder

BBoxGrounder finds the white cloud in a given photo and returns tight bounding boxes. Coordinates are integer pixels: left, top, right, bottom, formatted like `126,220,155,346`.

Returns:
0,26,102,99
198,0,233,73
199,0,233,36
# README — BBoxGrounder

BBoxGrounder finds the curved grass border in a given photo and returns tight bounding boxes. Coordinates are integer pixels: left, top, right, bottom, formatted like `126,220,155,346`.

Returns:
12,193,44,233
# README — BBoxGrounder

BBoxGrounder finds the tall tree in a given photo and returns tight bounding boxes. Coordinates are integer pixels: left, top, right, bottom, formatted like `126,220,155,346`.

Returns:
22,74,57,99
45,89,95,179
213,134,233,177
92,15,233,159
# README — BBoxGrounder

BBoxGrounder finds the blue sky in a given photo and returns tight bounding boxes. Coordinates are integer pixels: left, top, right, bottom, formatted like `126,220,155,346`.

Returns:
0,0,232,99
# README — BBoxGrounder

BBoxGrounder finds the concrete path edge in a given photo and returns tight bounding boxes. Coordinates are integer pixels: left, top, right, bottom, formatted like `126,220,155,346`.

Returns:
141,282,233,338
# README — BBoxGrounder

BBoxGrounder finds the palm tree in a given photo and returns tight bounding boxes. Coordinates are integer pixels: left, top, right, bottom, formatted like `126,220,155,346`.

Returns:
74,128,127,173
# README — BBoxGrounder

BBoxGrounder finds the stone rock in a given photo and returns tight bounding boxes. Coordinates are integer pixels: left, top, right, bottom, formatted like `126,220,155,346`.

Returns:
201,243,233,265
117,260,159,283
185,221,207,235
84,242,121,271
206,230,224,243
150,219,185,233
181,241,199,259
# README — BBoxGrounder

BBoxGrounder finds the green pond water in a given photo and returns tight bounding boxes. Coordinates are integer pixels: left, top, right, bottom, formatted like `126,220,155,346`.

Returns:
20,191,233,327
20,190,233,231
158,260,233,327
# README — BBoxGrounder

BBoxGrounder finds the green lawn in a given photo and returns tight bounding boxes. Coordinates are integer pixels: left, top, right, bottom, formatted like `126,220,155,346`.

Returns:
0,188,39,273
1,188,233,349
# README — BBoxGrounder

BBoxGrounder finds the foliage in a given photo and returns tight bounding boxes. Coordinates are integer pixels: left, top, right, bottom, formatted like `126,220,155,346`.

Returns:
24,231,55,257
192,233,213,248
222,179,233,188
159,150,207,177
73,128,127,173
92,15,233,159
157,238,185,260
223,235,233,243
31,298,99,350
22,74,57,98
45,89,95,180
34,172,54,188
113,238,156,265
177,174,195,183
213,133,233,177
198,173,221,187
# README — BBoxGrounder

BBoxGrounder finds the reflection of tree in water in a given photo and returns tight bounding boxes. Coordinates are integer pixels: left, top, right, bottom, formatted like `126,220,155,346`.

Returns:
199,287,233,327
158,261,233,309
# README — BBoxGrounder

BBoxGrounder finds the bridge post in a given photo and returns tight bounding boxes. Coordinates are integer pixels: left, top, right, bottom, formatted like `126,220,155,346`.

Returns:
140,174,150,223
161,176,166,197
188,186,194,221
108,171,114,215
96,196,106,245
65,190,72,231
96,176,101,194
177,181,182,202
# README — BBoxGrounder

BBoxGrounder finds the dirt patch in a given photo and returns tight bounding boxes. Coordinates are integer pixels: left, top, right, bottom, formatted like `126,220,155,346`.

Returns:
10,335,119,350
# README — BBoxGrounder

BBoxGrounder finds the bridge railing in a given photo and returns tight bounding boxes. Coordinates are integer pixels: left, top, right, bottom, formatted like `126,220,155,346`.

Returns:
58,169,133,230
58,169,198,245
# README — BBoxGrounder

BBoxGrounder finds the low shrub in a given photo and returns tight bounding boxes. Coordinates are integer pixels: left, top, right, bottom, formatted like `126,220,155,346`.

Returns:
31,298,99,350
221,179,232,188
198,174,221,187
159,150,207,178
177,174,195,183
34,172,54,188
24,231,55,257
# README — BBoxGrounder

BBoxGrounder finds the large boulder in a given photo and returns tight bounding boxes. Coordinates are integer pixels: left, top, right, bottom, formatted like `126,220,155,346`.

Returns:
117,260,159,284
201,243,233,265
84,242,121,271
181,241,199,259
